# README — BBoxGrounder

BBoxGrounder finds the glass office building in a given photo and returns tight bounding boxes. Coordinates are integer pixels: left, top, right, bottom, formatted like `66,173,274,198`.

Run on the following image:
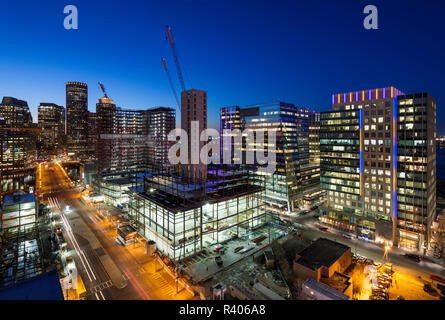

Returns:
221,102,318,214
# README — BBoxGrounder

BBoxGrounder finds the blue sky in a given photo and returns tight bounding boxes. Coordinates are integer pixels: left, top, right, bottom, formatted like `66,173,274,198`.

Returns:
0,0,444,131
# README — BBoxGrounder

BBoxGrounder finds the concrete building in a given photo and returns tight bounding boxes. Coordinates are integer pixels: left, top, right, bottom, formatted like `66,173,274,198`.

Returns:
37,103,65,155
66,82,88,159
181,89,207,182
320,87,436,251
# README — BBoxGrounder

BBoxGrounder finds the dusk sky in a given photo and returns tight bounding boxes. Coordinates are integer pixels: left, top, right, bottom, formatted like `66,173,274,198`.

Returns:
0,0,443,132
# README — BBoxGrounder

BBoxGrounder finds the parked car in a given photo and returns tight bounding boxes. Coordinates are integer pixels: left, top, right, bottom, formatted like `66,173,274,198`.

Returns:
429,274,445,284
318,227,329,232
423,283,439,296
404,253,422,262
215,256,223,267
397,296,405,300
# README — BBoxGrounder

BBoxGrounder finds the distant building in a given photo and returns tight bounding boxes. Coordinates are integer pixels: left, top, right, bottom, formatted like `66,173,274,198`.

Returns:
181,89,207,182
146,107,175,171
66,82,88,159
96,96,148,175
0,97,38,197
86,111,97,159
37,103,65,155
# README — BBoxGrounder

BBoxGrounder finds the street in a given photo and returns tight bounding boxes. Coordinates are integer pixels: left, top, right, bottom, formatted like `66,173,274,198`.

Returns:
37,161,196,300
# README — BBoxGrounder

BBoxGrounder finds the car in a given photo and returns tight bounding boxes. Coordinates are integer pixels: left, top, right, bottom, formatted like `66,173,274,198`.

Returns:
342,234,354,240
404,253,422,262
318,227,329,232
423,283,439,296
397,296,405,300
429,274,445,284
215,256,223,267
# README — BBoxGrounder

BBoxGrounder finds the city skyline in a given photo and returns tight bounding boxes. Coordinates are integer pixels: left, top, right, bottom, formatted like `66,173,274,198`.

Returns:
0,0,444,132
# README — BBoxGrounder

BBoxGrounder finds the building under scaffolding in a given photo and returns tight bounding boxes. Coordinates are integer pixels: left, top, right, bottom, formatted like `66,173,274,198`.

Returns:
0,193,53,288
127,166,267,263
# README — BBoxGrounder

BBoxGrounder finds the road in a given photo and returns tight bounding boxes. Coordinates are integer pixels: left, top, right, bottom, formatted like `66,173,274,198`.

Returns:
37,161,195,300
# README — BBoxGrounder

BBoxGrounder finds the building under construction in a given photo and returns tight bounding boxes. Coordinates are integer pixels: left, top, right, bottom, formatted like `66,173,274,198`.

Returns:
127,166,266,263
0,193,53,289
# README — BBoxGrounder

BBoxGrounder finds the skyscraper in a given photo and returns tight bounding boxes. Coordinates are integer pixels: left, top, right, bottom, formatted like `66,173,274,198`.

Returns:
146,107,175,171
320,87,436,251
181,89,207,182
96,96,148,175
37,103,65,155
220,102,318,213
0,97,38,197
66,82,88,159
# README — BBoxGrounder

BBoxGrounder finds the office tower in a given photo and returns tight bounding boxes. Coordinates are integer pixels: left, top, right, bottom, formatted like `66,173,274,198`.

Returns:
181,89,207,182
302,112,325,206
396,93,436,250
0,97,38,197
221,102,318,213
96,96,147,174
320,87,436,251
146,107,176,171
37,103,65,155
0,97,33,127
87,111,97,159
66,82,88,159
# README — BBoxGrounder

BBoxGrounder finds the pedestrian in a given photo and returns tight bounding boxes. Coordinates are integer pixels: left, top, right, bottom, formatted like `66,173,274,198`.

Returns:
206,266,208,271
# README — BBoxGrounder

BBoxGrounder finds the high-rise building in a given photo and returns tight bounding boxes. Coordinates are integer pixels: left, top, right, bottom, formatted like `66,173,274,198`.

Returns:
87,111,98,159
319,87,436,251
220,102,319,213
146,107,175,171
37,103,65,155
0,97,38,197
66,82,88,159
0,97,33,128
181,89,207,182
96,97,148,175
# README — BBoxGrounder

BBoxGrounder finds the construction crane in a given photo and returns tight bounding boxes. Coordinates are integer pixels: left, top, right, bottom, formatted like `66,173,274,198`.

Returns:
166,25,187,92
98,82,109,98
162,57,180,107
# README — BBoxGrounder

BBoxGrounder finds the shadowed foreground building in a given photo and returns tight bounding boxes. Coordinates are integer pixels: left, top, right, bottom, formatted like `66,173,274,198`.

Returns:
319,87,436,251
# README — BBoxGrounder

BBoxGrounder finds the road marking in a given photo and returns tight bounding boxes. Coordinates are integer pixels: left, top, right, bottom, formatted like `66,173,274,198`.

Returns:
123,269,151,300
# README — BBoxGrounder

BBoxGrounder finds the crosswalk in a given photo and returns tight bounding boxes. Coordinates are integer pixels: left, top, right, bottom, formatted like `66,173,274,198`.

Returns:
149,272,176,297
88,280,113,295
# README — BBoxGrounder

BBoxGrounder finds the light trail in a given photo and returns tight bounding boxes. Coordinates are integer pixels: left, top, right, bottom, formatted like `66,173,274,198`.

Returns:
123,269,151,300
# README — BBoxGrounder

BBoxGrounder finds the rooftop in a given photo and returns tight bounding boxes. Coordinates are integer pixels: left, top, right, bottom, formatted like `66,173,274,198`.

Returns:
295,238,350,271
3,193,36,207
303,278,350,300
0,270,64,300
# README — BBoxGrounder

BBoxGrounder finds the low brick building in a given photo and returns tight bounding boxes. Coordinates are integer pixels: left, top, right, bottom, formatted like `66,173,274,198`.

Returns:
293,238,351,282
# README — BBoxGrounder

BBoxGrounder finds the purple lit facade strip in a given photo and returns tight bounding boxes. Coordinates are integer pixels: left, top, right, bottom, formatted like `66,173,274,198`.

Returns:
393,98,398,220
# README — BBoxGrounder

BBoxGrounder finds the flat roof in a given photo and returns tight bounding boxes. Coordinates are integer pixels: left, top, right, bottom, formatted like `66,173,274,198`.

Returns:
0,270,64,300
295,238,350,271
303,278,350,300
3,193,36,207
